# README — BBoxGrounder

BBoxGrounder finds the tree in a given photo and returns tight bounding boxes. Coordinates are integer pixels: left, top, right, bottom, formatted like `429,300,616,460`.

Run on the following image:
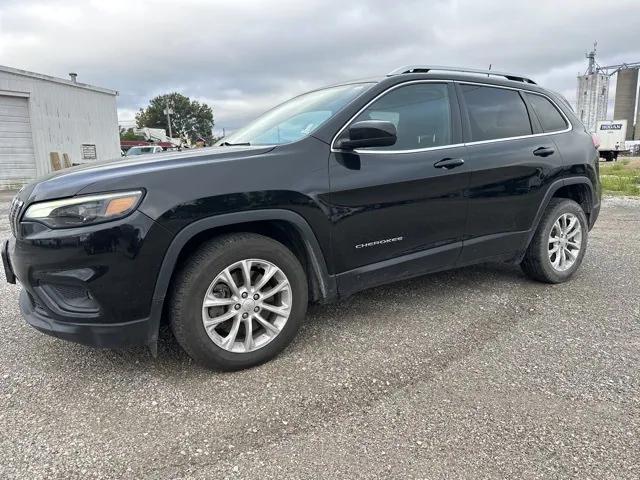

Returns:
135,93,214,143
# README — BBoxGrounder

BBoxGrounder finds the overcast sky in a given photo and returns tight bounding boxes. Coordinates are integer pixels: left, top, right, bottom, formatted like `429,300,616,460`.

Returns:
1,0,639,136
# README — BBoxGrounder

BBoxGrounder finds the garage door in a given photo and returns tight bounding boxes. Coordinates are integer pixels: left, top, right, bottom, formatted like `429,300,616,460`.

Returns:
0,95,36,189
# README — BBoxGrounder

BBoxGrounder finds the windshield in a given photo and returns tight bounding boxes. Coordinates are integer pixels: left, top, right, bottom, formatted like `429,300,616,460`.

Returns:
221,83,374,146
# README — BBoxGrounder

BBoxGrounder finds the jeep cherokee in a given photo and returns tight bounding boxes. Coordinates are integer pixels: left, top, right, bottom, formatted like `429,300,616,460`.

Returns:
2,66,601,370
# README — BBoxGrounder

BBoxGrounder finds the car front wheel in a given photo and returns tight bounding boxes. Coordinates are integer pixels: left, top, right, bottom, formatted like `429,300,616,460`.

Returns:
169,233,308,370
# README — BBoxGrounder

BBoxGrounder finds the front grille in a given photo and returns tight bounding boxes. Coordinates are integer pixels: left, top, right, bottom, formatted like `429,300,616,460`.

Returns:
54,284,88,302
9,196,24,237
39,284,100,314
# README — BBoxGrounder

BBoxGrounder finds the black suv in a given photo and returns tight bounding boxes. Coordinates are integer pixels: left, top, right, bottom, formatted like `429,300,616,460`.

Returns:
2,66,600,370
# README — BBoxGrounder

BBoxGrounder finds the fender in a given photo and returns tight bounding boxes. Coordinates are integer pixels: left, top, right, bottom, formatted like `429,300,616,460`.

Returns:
153,209,336,303
521,176,596,257
144,209,337,352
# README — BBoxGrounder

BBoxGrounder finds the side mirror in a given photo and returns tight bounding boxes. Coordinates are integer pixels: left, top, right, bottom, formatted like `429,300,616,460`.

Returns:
334,120,397,150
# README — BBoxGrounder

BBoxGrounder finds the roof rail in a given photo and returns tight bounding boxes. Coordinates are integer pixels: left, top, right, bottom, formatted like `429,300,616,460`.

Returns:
387,65,537,85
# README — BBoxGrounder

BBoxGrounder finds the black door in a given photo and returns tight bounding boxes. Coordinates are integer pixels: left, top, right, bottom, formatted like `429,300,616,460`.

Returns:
328,82,470,296
456,83,568,264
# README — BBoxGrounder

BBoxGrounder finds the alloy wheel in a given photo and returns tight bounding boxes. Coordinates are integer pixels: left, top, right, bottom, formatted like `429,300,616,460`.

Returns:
548,213,582,272
201,259,292,353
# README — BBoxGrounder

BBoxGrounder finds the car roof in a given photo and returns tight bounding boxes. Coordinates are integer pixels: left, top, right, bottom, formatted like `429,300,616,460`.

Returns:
387,71,548,93
329,67,548,95
387,65,536,83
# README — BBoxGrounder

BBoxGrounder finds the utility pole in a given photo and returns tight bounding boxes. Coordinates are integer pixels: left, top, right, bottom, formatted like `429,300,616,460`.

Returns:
163,100,174,139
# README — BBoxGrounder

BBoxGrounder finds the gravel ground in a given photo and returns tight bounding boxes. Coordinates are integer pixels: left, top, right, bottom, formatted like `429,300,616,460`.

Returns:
0,192,638,479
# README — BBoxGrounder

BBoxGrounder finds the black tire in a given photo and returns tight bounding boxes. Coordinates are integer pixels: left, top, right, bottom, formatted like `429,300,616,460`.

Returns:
169,233,308,370
520,198,588,284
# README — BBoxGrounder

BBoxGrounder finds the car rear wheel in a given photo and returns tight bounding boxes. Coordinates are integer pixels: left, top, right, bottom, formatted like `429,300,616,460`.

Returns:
520,198,588,283
169,233,308,370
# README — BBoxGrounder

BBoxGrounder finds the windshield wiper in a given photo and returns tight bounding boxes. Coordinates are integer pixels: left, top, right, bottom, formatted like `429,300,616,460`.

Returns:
219,141,250,146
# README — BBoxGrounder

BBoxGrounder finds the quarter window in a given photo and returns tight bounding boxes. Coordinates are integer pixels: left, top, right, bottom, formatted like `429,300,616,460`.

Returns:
524,93,568,132
351,83,452,150
461,85,532,142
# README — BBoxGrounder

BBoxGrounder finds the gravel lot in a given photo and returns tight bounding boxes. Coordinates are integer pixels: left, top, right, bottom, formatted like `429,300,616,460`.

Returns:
0,191,638,479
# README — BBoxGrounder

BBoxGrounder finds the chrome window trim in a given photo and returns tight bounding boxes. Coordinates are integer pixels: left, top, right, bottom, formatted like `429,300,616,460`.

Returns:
330,79,573,155
353,142,467,155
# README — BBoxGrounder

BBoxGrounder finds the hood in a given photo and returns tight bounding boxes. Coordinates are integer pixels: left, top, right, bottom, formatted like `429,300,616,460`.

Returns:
21,146,276,203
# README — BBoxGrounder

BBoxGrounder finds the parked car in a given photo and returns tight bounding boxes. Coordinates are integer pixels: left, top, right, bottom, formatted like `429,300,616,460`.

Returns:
2,66,601,370
126,145,164,156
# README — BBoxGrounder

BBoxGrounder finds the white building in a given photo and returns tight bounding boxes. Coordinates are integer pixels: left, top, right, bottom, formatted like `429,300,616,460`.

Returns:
0,65,120,189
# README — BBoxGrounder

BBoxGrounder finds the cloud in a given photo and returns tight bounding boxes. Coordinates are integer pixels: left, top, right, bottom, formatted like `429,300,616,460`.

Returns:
1,0,639,133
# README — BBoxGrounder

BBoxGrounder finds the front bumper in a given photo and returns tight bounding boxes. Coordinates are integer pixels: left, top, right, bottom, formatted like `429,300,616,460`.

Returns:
2,239,16,284
5,210,172,348
19,288,156,347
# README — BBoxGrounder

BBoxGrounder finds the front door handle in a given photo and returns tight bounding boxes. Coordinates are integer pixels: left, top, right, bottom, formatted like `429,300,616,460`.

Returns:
434,158,465,169
533,146,555,157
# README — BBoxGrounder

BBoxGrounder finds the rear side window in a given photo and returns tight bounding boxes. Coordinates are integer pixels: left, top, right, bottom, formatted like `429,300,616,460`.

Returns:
352,83,452,150
461,85,532,142
524,93,568,132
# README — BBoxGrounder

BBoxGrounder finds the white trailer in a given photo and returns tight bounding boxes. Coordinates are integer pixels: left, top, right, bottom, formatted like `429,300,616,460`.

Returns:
596,120,629,161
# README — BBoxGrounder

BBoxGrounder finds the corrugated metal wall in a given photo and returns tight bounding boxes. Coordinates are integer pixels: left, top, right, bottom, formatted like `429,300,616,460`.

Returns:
0,68,120,187
576,73,609,132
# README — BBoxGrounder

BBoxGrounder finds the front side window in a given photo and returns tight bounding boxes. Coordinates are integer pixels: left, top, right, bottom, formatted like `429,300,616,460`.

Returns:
524,93,568,132
461,85,532,142
351,83,452,150
221,83,374,146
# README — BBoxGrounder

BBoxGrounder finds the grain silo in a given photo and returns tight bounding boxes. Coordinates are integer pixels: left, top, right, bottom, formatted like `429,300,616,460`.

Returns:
576,47,609,132
613,68,639,141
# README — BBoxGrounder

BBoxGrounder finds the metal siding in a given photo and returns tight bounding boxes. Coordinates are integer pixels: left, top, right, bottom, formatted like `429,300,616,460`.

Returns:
576,73,609,132
0,70,120,186
613,68,639,141
0,95,36,188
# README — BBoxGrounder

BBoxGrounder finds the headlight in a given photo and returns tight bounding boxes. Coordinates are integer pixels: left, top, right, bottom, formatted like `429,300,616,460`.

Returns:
23,190,143,228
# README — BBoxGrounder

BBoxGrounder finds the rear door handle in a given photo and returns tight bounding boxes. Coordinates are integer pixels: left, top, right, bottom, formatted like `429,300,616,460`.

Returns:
434,158,465,169
533,147,555,157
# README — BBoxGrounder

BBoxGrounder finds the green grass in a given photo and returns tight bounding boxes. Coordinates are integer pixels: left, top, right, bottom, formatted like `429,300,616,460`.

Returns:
599,159,640,196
